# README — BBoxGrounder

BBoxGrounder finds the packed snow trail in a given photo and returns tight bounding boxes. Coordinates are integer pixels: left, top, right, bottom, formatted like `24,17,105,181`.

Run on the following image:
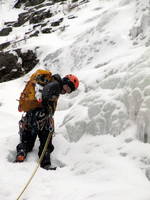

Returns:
1,129,150,200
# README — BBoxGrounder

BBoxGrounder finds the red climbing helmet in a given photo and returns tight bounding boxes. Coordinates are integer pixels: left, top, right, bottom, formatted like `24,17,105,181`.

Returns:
65,74,79,90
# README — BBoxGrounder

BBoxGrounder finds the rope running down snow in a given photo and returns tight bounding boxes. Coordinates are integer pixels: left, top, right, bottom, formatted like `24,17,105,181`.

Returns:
16,129,53,200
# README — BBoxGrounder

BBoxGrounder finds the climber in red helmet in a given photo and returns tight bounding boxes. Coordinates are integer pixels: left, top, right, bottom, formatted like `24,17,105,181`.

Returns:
15,69,79,170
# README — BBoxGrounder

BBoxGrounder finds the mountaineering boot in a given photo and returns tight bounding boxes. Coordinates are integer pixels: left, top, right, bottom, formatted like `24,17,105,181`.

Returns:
41,164,57,170
15,149,26,162
40,151,56,170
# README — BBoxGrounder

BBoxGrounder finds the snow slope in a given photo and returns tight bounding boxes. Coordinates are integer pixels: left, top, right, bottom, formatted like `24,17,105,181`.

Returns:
1,0,150,199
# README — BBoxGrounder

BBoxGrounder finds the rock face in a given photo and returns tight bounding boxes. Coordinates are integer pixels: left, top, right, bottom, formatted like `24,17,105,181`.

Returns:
1,0,65,42
0,42,11,51
29,9,53,24
14,0,46,8
0,50,39,83
0,0,83,82
0,27,12,36
14,0,68,8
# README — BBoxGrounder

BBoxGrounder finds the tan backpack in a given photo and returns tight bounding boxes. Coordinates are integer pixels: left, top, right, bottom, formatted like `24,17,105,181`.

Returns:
18,69,52,112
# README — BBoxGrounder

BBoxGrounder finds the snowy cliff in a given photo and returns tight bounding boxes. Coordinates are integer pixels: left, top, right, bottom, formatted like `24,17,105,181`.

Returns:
1,0,150,200
41,0,150,144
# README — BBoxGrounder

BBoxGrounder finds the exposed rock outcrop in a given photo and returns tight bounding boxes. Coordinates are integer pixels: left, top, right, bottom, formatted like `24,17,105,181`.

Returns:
0,27,12,36
14,0,46,8
0,50,39,83
0,0,88,82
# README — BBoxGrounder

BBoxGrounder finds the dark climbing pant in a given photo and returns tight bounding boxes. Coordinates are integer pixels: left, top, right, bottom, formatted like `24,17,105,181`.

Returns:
16,108,54,167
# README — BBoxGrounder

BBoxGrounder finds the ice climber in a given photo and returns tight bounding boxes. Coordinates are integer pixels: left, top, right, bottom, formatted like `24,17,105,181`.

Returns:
15,69,79,170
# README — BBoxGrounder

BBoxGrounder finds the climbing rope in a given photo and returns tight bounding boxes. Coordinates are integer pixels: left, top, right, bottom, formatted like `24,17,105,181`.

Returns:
16,129,53,200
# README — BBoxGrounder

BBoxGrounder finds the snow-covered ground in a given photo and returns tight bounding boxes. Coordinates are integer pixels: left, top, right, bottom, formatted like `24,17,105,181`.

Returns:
1,0,150,199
